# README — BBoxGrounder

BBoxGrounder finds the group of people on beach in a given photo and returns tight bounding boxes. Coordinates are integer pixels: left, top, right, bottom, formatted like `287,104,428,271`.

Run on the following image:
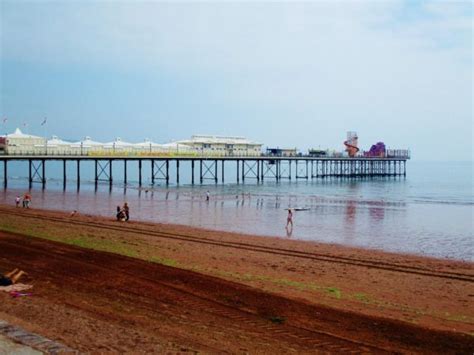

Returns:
15,193,32,209
116,202,130,222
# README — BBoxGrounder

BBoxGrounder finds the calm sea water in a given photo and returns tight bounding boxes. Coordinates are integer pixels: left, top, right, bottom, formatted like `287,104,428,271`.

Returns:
0,160,472,261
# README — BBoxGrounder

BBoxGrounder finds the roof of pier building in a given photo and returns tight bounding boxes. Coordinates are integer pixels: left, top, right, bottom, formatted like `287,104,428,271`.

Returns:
4,128,44,140
177,135,262,146
132,139,163,148
47,135,72,146
104,137,133,148
161,142,193,150
71,136,104,147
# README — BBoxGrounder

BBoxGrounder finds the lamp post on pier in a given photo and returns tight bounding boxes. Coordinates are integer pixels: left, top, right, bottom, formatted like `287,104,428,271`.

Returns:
41,117,47,155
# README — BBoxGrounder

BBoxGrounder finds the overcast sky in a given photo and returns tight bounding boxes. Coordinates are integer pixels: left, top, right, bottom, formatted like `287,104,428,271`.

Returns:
1,0,472,160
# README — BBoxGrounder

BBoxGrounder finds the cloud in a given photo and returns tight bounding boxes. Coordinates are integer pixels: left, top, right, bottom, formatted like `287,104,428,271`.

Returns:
1,1,472,159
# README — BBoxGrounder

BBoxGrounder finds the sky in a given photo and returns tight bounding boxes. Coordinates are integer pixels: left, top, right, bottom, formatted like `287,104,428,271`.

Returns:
0,0,472,161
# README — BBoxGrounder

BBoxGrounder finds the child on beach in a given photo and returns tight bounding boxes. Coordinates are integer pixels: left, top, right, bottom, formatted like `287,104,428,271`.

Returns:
116,206,125,221
15,196,20,208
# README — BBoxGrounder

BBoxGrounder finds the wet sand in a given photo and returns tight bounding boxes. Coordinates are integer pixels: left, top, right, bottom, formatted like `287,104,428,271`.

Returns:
0,204,473,353
1,186,472,260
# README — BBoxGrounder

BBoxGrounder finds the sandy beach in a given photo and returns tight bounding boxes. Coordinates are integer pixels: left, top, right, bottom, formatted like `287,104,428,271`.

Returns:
0,204,473,353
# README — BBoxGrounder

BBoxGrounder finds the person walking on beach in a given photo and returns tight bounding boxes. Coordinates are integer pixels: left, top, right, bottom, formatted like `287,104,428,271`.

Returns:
206,191,210,202
286,209,294,228
15,196,21,208
123,202,130,221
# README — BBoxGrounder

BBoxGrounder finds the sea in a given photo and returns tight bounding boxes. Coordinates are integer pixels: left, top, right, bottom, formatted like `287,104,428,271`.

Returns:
0,160,472,261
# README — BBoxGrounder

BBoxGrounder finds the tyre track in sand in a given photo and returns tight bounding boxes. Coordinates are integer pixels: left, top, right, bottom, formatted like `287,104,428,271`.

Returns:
0,234,390,354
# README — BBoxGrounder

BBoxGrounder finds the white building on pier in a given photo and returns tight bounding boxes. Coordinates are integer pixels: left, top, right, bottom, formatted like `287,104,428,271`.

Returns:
176,135,262,156
0,129,263,157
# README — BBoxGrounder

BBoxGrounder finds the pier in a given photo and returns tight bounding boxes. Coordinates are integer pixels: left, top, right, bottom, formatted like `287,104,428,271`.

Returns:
0,155,408,189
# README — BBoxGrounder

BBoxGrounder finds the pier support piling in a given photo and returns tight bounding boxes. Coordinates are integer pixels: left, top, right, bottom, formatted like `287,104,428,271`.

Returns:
76,160,80,190
42,159,45,188
221,160,225,183
215,160,218,183
62,160,66,189
28,160,32,187
200,160,203,184
151,159,155,185
124,160,127,185
138,160,142,186
109,159,113,185
3,161,7,189
236,160,240,183
176,160,180,184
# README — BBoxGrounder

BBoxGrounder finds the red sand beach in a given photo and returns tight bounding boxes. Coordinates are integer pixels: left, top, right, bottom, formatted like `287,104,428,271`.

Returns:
0,204,473,353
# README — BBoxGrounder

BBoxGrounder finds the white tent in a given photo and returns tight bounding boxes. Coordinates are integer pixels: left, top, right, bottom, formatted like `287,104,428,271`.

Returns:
6,128,43,139
132,139,163,150
104,137,133,149
161,142,193,152
71,136,104,148
47,135,72,147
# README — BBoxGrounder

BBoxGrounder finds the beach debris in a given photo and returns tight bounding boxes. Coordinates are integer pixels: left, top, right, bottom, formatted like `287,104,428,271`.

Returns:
10,291,32,298
0,283,33,293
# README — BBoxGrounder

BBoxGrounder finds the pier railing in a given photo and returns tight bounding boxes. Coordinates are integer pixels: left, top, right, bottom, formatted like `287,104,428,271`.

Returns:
0,150,411,159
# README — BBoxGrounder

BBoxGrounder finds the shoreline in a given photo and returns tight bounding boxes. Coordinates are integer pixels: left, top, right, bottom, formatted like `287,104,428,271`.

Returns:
0,197,471,263
1,202,472,266
1,181,472,261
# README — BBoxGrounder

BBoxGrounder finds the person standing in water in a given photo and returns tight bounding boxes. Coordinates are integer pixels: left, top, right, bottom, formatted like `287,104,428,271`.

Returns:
286,209,294,228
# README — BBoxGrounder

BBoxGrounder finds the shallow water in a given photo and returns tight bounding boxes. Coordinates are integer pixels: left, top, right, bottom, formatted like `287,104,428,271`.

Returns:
1,161,472,260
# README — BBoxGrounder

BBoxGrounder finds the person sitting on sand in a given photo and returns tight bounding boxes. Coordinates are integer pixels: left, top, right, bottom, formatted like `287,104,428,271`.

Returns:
0,269,27,286
116,206,126,222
